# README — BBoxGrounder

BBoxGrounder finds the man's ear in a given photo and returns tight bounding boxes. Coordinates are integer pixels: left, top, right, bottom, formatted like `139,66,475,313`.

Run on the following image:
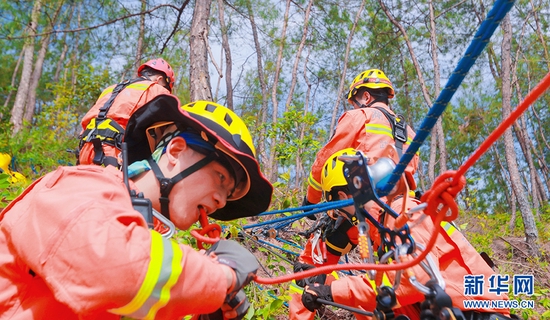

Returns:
337,190,351,201
362,90,372,103
165,136,188,164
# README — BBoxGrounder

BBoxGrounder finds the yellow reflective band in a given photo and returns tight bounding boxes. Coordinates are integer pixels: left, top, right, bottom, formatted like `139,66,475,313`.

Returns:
126,83,151,90
367,272,392,292
365,123,393,139
308,172,322,191
331,271,339,280
109,232,183,319
145,239,183,319
97,82,151,99
365,124,414,145
381,273,392,287
325,239,353,255
441,221,457,236
98,87,114,99
289,280,304,294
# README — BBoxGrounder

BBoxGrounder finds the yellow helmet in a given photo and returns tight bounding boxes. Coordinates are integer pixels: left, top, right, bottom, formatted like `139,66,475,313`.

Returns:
124,97,273,221
0,153,11,173
347,69,395,100
321,148,357,201
0,153,26,183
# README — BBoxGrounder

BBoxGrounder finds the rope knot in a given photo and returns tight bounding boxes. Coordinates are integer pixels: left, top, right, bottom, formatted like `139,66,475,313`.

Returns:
420,171,466,222
191,207,222,250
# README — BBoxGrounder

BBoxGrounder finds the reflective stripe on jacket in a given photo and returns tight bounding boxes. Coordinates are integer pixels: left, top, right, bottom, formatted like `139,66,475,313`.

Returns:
0,165,228,319
306,103,419,204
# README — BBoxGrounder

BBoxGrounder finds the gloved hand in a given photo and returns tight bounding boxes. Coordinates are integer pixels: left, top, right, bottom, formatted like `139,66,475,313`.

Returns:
293,262,327,287
206,240,258,315
302,283,333,312
206,240,260,319
199,289,250,320
302,196,317,220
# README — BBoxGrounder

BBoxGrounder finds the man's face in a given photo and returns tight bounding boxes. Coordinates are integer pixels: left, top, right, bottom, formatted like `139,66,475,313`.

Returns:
166,146,236,230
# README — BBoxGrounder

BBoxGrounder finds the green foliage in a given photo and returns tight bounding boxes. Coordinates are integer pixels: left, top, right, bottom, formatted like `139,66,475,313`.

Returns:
0,173,26,208
1,63,108,180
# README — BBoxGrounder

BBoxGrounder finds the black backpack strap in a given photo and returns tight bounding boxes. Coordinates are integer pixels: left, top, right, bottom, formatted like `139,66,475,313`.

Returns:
97,77,146,119
372,106,408,157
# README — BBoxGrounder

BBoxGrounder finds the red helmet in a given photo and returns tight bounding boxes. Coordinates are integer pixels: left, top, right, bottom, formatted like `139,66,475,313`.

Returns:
137,58,175,92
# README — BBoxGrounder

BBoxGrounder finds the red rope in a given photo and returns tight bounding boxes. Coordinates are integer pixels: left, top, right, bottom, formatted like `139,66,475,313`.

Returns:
421,170,466,222
254,211,445,284
191,207,221,250
255,71,550,286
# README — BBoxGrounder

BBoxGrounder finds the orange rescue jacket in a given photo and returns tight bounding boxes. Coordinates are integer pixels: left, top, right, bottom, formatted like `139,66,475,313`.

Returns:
0,165,228,319
78,78,172,167
289,197,510,319
306,103,419,204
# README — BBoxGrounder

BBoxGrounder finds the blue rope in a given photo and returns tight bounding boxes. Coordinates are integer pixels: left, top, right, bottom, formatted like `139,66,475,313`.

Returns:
258,199,352,216
257,239,300,256
275,237,303,249
379,0,516,195
243,199,353,229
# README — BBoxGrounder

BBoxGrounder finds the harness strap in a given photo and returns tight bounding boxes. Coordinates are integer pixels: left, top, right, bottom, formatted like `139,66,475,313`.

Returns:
79,78,148,167
147,154,217,220
372,106,408,157
97,77,146,119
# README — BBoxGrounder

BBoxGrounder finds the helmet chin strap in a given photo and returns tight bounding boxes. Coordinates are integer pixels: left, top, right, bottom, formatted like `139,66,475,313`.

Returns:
147,154,217,220
337,207,355,221
351,96,376,109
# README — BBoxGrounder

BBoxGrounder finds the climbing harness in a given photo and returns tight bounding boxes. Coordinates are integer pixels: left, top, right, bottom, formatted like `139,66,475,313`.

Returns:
79,78,149,167
372,106,409,157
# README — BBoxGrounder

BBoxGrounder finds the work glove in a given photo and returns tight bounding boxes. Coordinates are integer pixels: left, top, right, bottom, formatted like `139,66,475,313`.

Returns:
198,289,250,320
293,262,327,287
302,196,317,220
301,283,333,312
206,240,258,317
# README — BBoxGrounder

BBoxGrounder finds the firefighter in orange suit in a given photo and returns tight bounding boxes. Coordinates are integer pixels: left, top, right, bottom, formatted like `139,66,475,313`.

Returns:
305,69,419,207
0,99,273,319
291,149,513,320
78,58,176,167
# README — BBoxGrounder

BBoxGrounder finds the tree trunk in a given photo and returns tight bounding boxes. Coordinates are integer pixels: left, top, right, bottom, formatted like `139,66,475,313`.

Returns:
2,50,24,113
296,49,312,188
189,0,213,101
217,0,233,110
530,0,550,69
24,0,64,123
501,15,540,257
10,0,42,135
246,0,269,166
285,0,313,110
53,5,73,83
429,1,447,176
135,0,147,70
266,0,290,181
380,0,447,184
329,0,366,135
